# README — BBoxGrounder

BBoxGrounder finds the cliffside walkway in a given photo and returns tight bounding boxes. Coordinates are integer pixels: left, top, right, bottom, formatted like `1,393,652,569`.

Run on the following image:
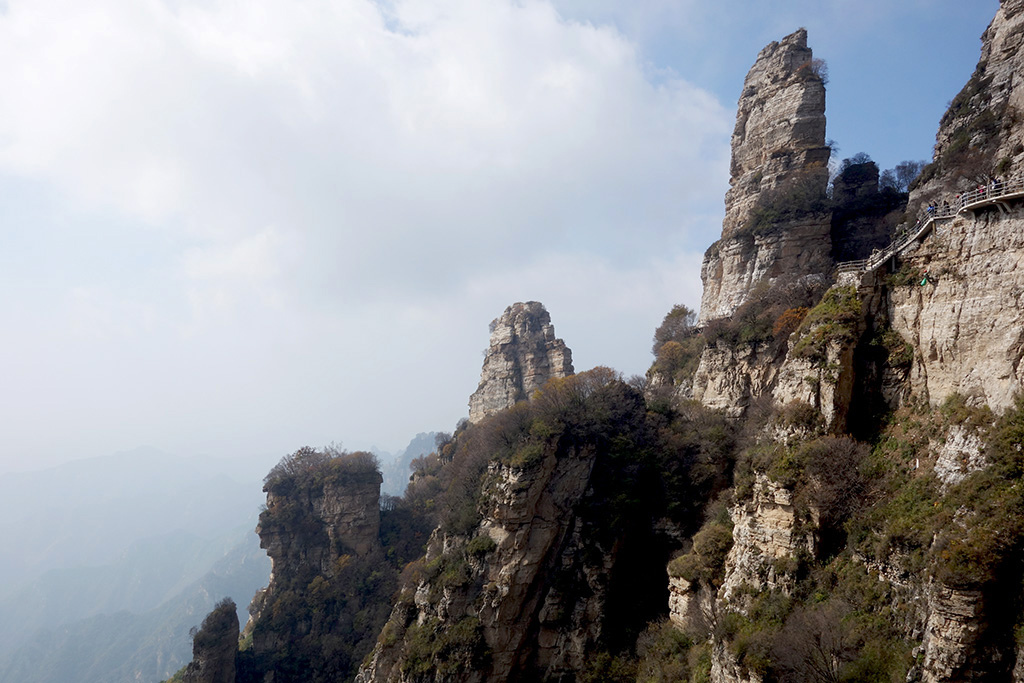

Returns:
837,175,1024,274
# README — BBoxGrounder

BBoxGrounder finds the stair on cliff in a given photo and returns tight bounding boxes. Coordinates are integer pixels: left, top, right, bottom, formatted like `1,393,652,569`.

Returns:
837,175,1024,274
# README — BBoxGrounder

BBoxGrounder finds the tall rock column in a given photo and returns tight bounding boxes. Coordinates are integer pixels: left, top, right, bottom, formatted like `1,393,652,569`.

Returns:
699,28,833,323
468,302,574,422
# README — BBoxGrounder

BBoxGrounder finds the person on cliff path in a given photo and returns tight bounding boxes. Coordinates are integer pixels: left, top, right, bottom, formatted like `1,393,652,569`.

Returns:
920,269,929,286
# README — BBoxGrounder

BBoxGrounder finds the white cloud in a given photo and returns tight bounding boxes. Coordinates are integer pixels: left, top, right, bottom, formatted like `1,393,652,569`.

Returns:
0,0,730,469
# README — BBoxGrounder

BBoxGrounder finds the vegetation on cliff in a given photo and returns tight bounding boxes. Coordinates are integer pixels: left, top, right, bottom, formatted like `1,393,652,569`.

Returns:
233,447,432,683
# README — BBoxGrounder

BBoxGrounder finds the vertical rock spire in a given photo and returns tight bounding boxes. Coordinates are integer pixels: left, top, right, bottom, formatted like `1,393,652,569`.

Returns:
468,302,574,423
699,29,832,323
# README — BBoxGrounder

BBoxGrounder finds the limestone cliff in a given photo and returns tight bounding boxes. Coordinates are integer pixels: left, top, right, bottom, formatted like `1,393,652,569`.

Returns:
665,10,1024,680
359,367,724,682
255,449,382,583
698,28,832,324
468,302,574,423
686,29,839,416
914,0,1024,205
879,0,1024,412
166,7,1024,683
358,443,605,683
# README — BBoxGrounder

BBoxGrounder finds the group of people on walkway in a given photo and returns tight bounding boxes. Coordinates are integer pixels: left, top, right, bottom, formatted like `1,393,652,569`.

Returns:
843,168,1023,274
920,172,1023,223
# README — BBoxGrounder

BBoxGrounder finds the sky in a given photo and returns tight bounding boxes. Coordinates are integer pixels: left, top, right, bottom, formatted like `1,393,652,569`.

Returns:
0,0,1001,473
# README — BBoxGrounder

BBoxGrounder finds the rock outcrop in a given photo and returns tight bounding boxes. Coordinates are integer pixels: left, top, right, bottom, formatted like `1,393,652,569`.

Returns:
690,343,781,418
169,8,1024,683
182,599,238,683
830,161,904,262
887,204,1024,411
687,29,841,419
920,585,986,682
242,449,396,682
698,28,832,324
719,474,812,605
256,453,382,575
670,10,1024,682
358,420,613,683
914,0,1024,205
360,370,684,683
468,302,574,423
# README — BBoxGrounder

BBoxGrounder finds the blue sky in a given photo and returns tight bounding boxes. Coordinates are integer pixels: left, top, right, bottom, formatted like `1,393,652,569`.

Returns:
0,0,1000,472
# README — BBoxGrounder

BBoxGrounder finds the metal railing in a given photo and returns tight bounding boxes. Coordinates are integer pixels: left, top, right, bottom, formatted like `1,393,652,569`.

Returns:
836,174,1024,274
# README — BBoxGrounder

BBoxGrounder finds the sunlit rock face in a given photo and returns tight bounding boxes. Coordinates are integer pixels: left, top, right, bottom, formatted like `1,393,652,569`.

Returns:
699,28,832,324
887,0,1024,413
468,301,574,423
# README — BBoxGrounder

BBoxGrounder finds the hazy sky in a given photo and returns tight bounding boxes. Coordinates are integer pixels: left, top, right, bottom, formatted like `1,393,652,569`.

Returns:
0,0,1000,472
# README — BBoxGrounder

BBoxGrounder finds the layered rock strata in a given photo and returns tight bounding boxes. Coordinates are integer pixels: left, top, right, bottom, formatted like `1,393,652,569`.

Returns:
699,28,832,323
719,474,813,605
468,302,574,423
885,0,1024,411
245,451,386,661
358,444,609,682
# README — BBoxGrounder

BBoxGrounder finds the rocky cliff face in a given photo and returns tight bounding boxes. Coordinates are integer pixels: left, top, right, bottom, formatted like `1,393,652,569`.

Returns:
359,366,714,683
241,449,398,683
182,599,238,683
830,161,904,262
256,454,382,578
468,302,574,424
687,29,839,416
359,446,605,683
698,28,832,324
914,0,1024,205
170,8,1024,683
667,8,1024,682
881,0,1024,413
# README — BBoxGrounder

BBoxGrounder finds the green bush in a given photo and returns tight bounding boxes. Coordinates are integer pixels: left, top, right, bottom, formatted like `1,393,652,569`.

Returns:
635,621,694,683
652,305,698,356
401,616,489,677
702,281,825,353
878,329,914,367
668,517,733,586
743,176,830,236
791,286,861,362
649,336,705,386
777,400,822,431
466,534,497,557
883,264,922,288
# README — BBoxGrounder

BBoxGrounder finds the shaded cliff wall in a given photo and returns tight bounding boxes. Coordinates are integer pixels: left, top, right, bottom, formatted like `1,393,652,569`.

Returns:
182,599,238,683
241,449,396,683
359,368,736,683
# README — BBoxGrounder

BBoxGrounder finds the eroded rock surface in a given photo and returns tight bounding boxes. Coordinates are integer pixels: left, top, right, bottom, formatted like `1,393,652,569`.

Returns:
468,302,574,423
699,29,832,323
921,585,985,683
720,474,812,605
